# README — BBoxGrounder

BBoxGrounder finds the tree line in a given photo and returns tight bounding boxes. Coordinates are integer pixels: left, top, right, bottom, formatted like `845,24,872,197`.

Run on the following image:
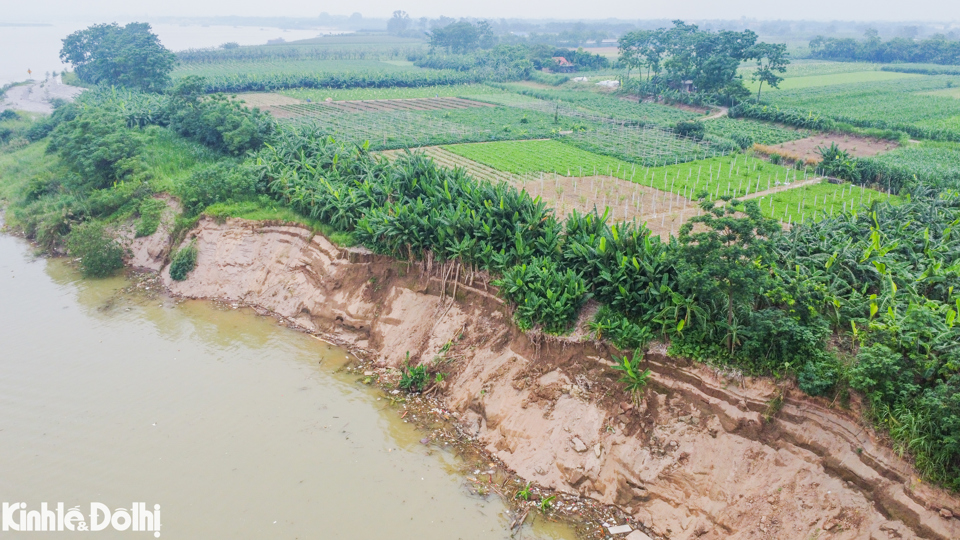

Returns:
810,29,960,65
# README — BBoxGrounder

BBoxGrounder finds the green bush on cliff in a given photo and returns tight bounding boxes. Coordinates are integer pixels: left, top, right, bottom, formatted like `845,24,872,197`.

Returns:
135,198,166,237
66,221,125,277
169,242,198,281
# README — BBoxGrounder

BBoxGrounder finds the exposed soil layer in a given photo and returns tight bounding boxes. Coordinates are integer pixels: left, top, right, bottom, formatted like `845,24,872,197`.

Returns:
133,217,960,540
769,134,898,162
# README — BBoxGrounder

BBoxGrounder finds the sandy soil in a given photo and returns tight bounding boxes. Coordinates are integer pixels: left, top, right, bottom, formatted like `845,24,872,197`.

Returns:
0,76,85,114
769,134,898,162
127,216,960,540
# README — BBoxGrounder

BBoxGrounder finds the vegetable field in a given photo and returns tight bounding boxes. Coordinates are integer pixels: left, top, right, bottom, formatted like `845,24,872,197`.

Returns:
278,84,504,102
442,140,895,224
172,59,478,93
763,76,960,140
703,118,809,146
280,106,593,150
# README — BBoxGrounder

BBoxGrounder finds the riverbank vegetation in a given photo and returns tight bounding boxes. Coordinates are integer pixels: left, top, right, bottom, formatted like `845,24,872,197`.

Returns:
1,20,959,493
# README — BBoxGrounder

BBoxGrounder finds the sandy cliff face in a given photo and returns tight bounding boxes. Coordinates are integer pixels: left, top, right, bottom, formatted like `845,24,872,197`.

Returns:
139,217,960,540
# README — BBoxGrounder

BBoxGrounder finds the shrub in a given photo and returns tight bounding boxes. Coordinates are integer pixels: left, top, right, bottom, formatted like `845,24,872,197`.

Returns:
398,363,429,393
798,354,840,396
177,161,256,215
66,221,125,277
589,306,655,350
495,256,590,334
168,242,198,281
731,132,754,149
134,198,166,237
166,93,273,156
674,120,705,141
48,108,145,189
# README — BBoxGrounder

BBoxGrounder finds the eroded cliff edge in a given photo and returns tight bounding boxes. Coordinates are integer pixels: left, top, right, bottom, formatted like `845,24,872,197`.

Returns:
132,216,960,540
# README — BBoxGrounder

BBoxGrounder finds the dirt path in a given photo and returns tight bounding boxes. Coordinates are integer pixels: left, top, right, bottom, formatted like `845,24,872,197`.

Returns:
701,106,728,120
0,76,85,114
739,176,823,200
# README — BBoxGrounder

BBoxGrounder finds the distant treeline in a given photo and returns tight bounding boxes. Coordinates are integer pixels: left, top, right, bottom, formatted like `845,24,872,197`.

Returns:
810,31,960,65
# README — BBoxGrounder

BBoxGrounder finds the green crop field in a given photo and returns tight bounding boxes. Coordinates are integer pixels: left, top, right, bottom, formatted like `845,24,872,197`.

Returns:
173,59,420,79
763,76,960,139
919,87,960,99
171,58,477,93
279,106,595,150
704,118,809,146
278,84,505,102
756,181,896,225
744,60,882,78
482,84,700,126
446,139,801,197
745,70,919,93
863,141,960,188
563,123,719,166
442,139,895,223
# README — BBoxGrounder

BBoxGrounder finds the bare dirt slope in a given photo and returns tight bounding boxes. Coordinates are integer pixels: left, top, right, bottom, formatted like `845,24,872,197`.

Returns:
138,217,960,540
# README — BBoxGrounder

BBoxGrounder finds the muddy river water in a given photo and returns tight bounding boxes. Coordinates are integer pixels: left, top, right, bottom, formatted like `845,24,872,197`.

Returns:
0,231,575,539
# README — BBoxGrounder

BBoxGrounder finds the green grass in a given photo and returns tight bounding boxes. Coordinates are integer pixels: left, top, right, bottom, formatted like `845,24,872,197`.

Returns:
278,83,504,102
0,141,53,202
139,126,222,193
203,197,356,246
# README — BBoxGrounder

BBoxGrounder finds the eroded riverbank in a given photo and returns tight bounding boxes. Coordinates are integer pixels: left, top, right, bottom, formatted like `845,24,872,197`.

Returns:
136,215,960,540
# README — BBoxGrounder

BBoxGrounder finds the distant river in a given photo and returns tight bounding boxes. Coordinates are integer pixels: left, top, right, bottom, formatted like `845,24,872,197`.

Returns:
0,23,338,86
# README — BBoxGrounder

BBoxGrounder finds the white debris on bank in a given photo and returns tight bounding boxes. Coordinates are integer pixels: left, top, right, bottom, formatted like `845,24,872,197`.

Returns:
0,75,85,114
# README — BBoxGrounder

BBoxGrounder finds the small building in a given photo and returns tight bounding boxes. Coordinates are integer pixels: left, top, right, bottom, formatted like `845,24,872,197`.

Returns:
681,80,695,93
551,57,577,73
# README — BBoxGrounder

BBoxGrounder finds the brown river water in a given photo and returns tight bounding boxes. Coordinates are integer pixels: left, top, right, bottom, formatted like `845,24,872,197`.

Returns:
0,230,575,539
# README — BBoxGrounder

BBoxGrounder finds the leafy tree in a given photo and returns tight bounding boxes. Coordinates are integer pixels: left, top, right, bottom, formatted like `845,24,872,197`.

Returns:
60,23,176,92
618,21,763,98
750,42,789,102
428,21,495,54
387,10,412,36
674,198,780,355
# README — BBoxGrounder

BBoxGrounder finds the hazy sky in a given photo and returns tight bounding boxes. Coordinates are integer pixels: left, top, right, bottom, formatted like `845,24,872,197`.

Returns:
3,0,959,23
